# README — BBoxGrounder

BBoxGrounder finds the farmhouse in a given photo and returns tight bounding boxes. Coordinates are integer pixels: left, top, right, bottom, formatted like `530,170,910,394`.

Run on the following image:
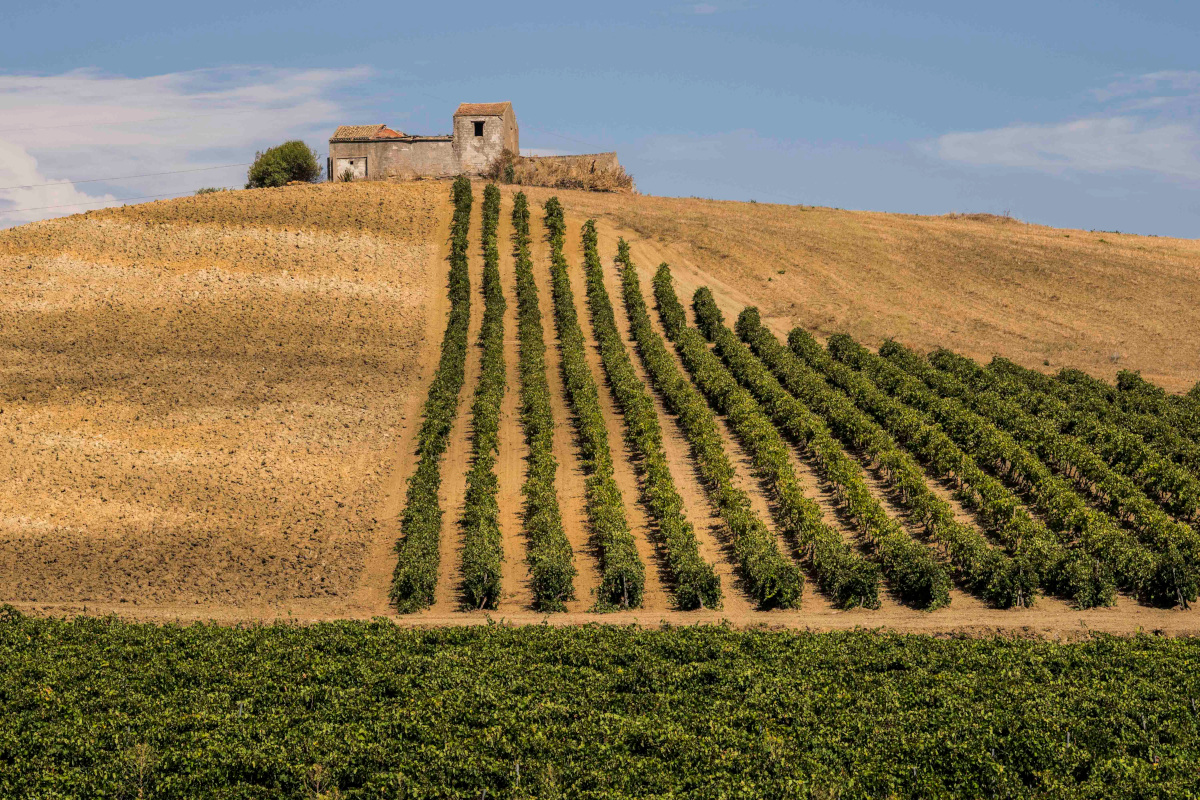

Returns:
328,102,519,181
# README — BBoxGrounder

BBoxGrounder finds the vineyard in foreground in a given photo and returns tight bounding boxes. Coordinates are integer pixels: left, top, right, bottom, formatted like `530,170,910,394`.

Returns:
6,179,1200,797
385,180,1200,620
3,614,1198,798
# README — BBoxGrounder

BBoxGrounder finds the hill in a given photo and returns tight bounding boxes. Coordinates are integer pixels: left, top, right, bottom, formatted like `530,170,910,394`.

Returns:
2,180,1198,634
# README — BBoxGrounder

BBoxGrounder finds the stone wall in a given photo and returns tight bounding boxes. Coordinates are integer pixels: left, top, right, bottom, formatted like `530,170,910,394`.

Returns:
328,138,457,181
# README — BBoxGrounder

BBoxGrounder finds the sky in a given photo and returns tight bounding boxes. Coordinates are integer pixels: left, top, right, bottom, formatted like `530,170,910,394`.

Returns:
2,1,1199,235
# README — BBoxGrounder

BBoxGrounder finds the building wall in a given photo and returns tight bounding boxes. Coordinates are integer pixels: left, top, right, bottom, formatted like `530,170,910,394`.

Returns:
328,138,456,180
329,107,520,179
452,109,519,175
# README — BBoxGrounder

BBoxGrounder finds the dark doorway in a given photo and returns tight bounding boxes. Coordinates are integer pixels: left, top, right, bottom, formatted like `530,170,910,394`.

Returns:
473,120,484,137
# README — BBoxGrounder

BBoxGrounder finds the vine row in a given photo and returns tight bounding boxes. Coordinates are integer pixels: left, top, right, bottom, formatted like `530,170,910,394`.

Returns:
724,306,1035,607
511,192,577,611
581,226,721,609
459,183,506,609
768,322,1112,608
906,344,1200,605
820,333,1188,606
390,176,474,612
654,267,891,608
617,246,803,608
544,199,645,609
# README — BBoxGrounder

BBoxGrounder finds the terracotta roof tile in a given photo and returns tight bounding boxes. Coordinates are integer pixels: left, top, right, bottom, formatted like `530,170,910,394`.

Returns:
454,102,511,117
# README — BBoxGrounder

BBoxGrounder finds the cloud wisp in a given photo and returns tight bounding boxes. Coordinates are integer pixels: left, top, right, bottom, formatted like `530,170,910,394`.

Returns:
0,66,368,226
932,71,1200,181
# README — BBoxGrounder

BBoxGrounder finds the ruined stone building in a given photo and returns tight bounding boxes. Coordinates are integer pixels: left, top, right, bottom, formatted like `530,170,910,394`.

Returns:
328,102,518,181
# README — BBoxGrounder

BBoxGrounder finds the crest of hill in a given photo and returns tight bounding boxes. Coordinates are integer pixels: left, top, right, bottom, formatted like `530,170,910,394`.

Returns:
5,180,1199,392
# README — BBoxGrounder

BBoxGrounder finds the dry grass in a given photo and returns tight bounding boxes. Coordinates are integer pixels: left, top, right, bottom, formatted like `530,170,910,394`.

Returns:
491,151,634,193
516,187,1200,392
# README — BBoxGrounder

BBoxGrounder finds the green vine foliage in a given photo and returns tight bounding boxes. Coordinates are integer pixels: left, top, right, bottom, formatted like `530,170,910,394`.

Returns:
390,176,473,612
581,224,721,609
753,318,1110,608
7,616,1200,798
654,267,890,608
543,199,644,609
889,342,1200,608
1115,369,1200,447
994,359,1200,488
459,184,506,609
719,303,1032,608
820,332,1186,607
618,245,803,609
944,353,1200,523
511,193,577,611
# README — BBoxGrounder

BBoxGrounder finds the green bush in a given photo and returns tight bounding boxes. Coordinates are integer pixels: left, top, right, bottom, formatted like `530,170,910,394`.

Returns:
245,140,321,188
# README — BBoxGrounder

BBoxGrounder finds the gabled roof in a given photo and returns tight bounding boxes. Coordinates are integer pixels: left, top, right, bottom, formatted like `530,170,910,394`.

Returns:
454,102,512,117
329,124,407,142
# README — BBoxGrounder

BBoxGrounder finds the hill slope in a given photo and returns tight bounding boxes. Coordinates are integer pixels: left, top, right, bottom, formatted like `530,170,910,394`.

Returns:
2,180,1198,631
526,188,1200,392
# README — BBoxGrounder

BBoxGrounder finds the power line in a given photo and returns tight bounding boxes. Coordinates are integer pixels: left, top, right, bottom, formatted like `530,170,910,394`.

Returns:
0,186,240,216
0,162,251,192
0,108,265,134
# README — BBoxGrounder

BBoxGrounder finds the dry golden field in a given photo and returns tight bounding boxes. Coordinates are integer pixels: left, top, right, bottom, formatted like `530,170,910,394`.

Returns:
3,180,1199,634
0,182,448,618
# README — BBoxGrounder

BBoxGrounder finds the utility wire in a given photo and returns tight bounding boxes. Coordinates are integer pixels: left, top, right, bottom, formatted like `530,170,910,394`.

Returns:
0,108,264,134
0,162,251,192
0,186,240,216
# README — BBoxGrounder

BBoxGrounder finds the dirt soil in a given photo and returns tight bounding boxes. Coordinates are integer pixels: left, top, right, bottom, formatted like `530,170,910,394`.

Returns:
3,180,1199,637
0,181,448,618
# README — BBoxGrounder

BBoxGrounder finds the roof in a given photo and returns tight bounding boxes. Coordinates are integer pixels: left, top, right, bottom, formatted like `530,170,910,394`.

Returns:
329,124,407,142
453,102,512,117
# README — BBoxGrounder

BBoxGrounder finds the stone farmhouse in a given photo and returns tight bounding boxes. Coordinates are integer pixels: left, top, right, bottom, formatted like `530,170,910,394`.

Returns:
328,102,519,181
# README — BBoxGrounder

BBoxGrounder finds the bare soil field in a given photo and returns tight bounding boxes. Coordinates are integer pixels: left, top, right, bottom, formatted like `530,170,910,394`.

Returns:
3,180,1199,636
1,181,448,618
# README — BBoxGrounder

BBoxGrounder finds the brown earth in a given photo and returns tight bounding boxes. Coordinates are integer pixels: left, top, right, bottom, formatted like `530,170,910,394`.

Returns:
3,180,1199,636
0,181,447,618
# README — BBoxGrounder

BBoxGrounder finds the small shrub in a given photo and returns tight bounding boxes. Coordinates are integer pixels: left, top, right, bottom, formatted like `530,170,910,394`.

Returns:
246,140,321,189
195,187,225,195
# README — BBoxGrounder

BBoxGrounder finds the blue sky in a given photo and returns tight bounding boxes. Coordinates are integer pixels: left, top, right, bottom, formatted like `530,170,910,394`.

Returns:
2,1,1199,235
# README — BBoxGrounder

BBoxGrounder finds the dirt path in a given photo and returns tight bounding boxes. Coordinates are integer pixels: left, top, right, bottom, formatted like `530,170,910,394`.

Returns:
494,196,535,614
348,194,456,617
526,201,601,612
561,213,672,611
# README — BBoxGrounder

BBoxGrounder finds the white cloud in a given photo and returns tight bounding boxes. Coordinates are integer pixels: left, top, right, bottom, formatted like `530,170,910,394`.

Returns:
0,66,370,227
932,71,1200,181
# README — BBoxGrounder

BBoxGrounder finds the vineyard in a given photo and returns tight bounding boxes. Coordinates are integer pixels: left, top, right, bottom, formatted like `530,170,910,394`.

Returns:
4,178,1200,631
6,179,1200,797
376,178,1200,625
